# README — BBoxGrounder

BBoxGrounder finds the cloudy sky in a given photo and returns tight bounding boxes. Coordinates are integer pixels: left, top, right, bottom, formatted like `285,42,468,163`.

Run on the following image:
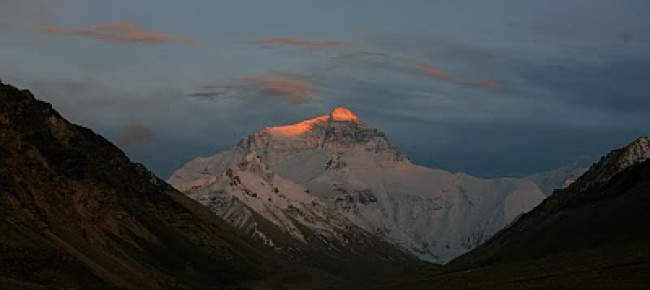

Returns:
1,0,649,178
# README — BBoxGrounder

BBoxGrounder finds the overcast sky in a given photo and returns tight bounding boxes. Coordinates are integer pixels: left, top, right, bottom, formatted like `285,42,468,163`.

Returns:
2,0,649,178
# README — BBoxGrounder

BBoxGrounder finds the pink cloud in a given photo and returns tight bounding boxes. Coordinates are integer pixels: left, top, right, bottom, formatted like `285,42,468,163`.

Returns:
413,61,501,90
189,77,314,105
38,22,197,45
247,76,314,104
413,61,457,82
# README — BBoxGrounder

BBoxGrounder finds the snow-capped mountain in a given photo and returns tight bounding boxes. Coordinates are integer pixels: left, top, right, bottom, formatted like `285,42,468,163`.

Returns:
521,138,649,197
524,163,588,196
175,150,412,261
447,136,650,281
569,137,650,192
170,107,545,263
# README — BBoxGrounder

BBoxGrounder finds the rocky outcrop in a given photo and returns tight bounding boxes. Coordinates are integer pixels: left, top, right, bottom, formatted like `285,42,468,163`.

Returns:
0,82,273,289
170,107,545,263
449,137,650,269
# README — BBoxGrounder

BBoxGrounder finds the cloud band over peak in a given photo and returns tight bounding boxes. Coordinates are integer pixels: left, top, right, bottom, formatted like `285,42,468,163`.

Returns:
257,37,348,47
38,22,197,45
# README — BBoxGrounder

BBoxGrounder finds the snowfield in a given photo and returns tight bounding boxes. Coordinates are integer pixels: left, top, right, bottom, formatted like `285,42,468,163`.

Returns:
169,107,547,263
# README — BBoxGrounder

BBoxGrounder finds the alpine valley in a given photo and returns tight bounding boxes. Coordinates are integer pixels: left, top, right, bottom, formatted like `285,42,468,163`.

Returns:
169,107,548,263
2,81,648,289
0,82,424,289
397,138,650,289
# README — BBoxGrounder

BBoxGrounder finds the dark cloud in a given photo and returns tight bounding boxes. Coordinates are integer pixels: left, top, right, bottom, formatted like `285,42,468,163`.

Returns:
374,37,503,66
250,76,313,104
519,58,650,114
464,79,502,89
0,78,179,127
323,49,501,91
115,124,156,149
38,22,197,45
187,91,226,100
191,76,314,105
127,138,231,179
359,99,647,178
256,37,349,47
6,0,647,180
413,61,503,90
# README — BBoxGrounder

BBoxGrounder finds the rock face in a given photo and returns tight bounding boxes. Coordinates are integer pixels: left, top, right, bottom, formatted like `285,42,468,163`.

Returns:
170,107,545,263
447,137,650,273
0,82,273,289
570,137,650,192
179,150,415,262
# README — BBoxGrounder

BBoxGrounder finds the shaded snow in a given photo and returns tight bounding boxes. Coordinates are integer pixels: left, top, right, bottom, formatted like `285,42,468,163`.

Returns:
169,109,545,263
525,163,588,196
179,152,370,248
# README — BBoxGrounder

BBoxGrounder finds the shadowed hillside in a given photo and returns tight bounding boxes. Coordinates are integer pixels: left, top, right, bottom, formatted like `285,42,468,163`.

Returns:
393,139,650,289
0,82,436,289
0,82,275,289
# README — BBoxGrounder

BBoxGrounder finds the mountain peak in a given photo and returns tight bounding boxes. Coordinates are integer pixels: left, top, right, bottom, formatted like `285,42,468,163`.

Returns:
330,107,360,122
619,136,650,167
265,107,360,137
264,115,329,137
567,136,650,193
623,136,649,150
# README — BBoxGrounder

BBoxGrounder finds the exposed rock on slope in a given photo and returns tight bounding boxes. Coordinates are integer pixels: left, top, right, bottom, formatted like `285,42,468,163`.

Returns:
0,82,273,289
396,137,650,289
450,137,650,267
179,150,415,262
170,107,545,263
569,137,650,192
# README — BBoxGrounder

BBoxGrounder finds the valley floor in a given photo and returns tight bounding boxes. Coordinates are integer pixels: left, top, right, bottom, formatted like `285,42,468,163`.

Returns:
247,260,438,289
387,239,650,289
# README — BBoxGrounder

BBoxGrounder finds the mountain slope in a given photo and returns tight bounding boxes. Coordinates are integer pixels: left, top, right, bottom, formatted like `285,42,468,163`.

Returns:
396,137,650,289
452,137,650,267
0,82,274,289
177,150,416,263
170,107,545,263
524,163,588,196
